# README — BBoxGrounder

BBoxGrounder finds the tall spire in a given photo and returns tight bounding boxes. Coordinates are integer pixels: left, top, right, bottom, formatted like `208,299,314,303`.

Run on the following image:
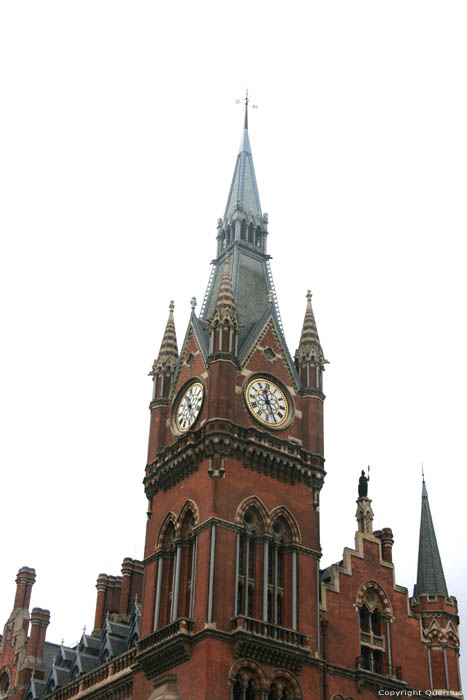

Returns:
414,479,448,598
150,301,179,377
224,92,262,225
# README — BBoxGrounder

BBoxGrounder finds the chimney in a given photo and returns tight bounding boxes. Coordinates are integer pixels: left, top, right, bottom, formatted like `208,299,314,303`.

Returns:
93,574,109,633
374,528,394,563
119,559,135,616
13,567,36,611
18,608,51,686
27,608,50,658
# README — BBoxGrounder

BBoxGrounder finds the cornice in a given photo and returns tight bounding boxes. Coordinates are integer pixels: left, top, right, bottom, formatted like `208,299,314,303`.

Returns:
144,419,325,498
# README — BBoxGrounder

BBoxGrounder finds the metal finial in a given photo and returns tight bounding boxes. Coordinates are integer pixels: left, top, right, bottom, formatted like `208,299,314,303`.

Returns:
83,625,86,635
169,300,175,313
306,290,312,304
190,297,197,311
422,463,425,483
235,90,258,130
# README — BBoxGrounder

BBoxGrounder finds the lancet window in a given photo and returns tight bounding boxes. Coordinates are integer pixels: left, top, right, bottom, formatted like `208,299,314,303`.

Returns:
236,507,262,619
266,516,293,627
154,506,198,631
234,503,299,632
357,587,391,676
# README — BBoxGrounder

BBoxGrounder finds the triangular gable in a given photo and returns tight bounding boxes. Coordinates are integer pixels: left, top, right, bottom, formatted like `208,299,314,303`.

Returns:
239,310,300,391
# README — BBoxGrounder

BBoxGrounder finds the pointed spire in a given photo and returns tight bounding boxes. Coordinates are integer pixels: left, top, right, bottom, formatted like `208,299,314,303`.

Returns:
414,479,448,598
295,291,326,391
224,97,262,225
295,291,325,365
208,254,239,331
150,301,179,377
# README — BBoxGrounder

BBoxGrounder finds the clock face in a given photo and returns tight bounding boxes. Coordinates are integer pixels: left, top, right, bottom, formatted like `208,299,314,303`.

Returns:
245,377,289,428
175,382,204,432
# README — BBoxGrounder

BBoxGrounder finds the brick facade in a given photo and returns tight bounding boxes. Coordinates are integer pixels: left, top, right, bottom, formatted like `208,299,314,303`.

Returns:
1,113,461,700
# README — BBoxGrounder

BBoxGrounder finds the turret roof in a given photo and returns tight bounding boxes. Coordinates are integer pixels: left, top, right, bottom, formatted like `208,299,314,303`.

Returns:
224,106,262,224
414,480,448,598
150,301,178,375
295,290,324,362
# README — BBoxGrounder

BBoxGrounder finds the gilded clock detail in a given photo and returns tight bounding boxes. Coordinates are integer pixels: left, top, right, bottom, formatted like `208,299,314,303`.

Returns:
245,376,290,428
175,381,204,432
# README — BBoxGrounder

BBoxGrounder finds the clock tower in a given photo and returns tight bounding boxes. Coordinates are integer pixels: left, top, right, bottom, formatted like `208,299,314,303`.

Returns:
135,102,327,699
2,99,461,700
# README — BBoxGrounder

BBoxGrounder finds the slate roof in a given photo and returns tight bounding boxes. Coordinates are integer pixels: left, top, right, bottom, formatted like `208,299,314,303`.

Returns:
413,481,448,598
199,119,297,378
224,124,261,225
25,603,141,699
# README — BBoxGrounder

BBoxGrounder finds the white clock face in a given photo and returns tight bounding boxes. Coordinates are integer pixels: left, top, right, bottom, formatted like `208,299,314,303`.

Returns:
175,382,204,432
245,377,289,428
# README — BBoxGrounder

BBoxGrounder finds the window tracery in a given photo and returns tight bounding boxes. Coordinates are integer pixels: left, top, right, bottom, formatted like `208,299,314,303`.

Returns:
357,586,390,675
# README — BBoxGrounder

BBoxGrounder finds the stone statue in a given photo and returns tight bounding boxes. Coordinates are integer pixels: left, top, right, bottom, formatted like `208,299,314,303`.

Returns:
358,469,370,498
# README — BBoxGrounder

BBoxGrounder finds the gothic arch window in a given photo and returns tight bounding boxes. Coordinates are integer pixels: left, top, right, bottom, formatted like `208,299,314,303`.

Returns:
226,226,231,245
236,506,265,619
240,220,247,240
255,226,262,247
158,520,176,628
248,222,254,243
268,515,293,627
0,669,10,697
178,508,196,619
357,587,390,675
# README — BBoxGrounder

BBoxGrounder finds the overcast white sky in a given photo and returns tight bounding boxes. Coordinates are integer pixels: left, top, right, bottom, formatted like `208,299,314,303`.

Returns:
1,0,466,686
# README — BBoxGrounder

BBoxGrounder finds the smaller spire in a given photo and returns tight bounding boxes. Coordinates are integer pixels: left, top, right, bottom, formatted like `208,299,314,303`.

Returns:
150,301,179,377
414,479,448,598
295,291,326,384
300,291,322,349
208,254,239,330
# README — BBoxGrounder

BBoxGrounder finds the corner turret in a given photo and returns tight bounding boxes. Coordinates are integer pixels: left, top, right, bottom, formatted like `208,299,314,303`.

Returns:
295,291,326,393
149,301,179,402
207,254,239,360
410,479,461,693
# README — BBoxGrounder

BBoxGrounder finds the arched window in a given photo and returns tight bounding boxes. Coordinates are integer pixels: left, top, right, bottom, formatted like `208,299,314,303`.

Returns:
240,220,247,240
159,521,176,628
268,516,293,627
179,509,196,619
236,507,264,619
358,588,388,675
248,222,254,243
255,226,262,247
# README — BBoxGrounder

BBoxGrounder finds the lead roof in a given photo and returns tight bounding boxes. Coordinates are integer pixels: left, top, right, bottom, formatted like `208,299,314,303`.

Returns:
413,480,448,598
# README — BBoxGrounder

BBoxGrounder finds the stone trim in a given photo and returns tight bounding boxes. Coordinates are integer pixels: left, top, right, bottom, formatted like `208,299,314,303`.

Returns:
144,420,325,498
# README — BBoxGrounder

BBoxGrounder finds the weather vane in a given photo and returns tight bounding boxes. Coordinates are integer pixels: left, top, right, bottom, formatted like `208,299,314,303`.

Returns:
235,89,258,129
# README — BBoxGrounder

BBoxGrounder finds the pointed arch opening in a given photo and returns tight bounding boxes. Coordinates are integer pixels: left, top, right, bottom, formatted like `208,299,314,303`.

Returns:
356,583,400,678
240,220,247,240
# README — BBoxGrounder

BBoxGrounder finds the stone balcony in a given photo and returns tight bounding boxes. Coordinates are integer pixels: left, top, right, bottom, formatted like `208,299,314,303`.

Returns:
231,615,310,673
